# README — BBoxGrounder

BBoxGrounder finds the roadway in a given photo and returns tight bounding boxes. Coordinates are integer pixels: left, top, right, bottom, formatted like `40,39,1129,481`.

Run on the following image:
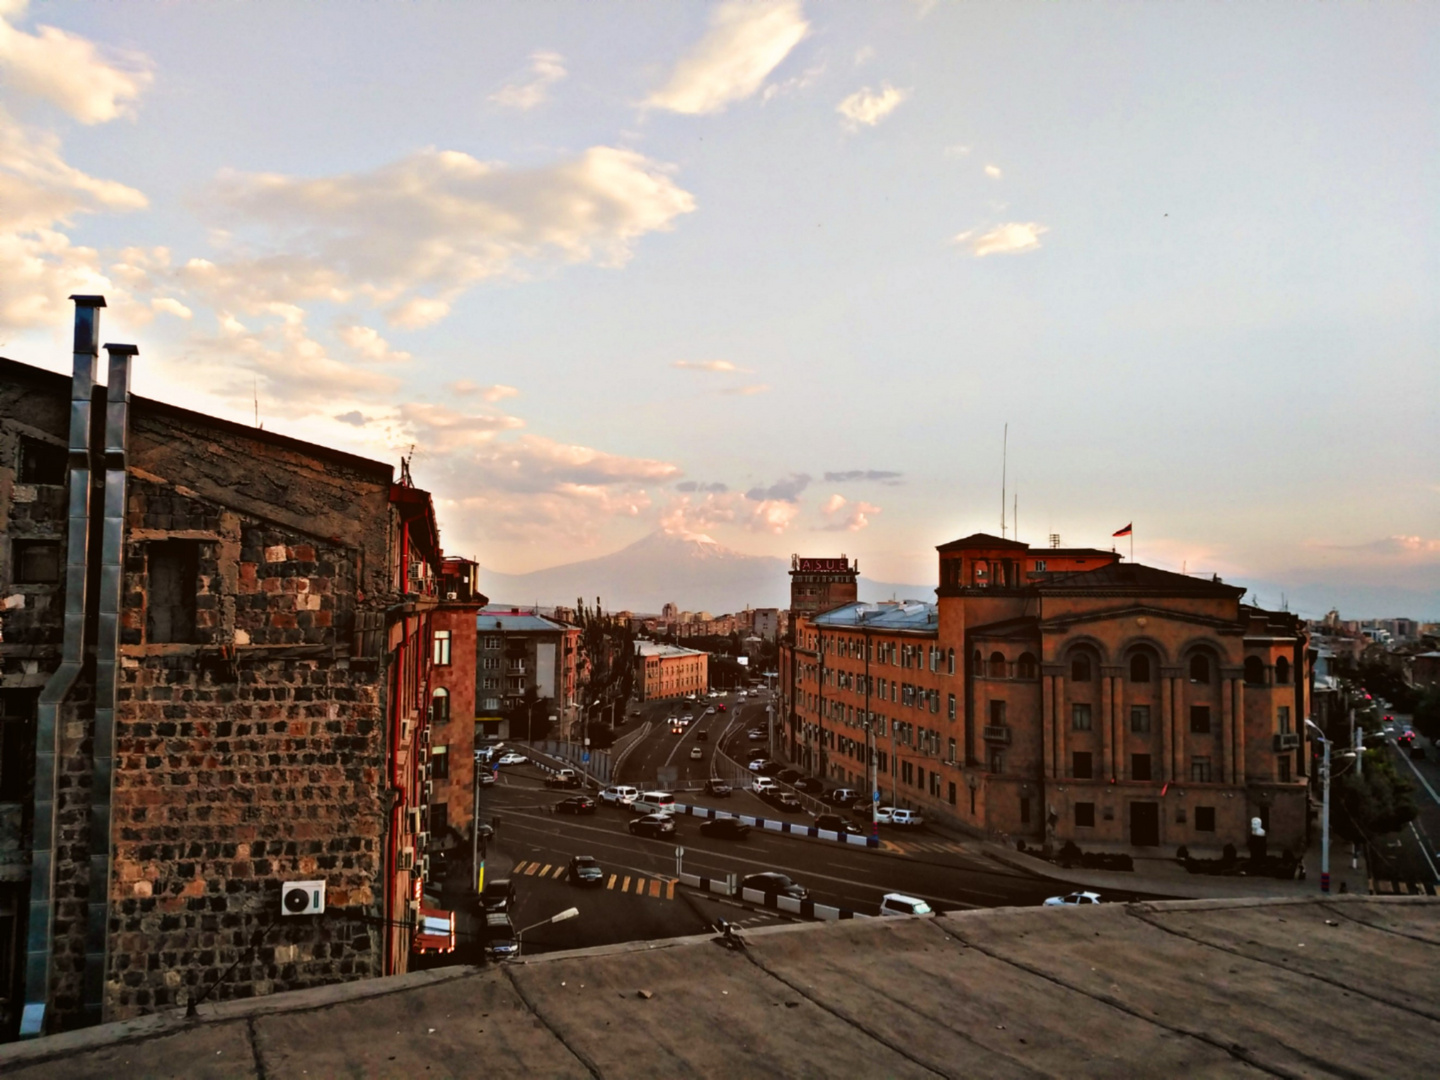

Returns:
1369,713,1440,893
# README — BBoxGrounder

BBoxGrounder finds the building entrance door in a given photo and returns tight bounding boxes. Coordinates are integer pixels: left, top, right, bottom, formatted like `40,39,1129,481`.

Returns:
1130,801,1160,847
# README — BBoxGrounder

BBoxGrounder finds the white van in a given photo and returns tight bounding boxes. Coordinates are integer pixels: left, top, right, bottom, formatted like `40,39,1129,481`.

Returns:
879,893,933,917
633,790,676,815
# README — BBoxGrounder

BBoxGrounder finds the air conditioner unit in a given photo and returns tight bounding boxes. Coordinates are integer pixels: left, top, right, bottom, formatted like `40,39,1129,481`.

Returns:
420,855,430,881
400,717,413,744
397,848,414,873
423,779,433,804
408,807,423,834
417,830,430,855
420,727,431,748
280,879,325,916
1274,732,1300,751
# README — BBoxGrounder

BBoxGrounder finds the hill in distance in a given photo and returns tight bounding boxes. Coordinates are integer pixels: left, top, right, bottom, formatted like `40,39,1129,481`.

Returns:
476,530,933,615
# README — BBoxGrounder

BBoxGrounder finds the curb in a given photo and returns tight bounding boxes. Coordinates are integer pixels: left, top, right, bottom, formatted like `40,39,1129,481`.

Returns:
671,800,880,848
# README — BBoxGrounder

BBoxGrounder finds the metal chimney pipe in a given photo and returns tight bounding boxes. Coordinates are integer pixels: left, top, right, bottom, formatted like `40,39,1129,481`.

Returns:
82,342,134,1025
21,295,105,1037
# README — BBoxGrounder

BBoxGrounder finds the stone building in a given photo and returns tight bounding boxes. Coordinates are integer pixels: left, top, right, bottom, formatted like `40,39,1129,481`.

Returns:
427,559,485,842
779,533,1312,855
0,297,447,1039
788,556,858,618
634,641,708,702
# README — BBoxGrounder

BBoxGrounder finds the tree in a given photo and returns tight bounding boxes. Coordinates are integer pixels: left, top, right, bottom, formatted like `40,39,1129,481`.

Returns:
1412,687,1440,744
1332,750,1418,847
575,597,635,727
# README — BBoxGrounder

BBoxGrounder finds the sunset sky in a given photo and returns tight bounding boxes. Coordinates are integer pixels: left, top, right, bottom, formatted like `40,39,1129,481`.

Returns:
1,1,1435,615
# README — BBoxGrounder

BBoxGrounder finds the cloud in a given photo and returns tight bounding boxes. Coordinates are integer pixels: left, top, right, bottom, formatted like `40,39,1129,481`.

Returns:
748,499,799,534
396,401,526,452
819,493,880,532
1305,536,1440,560
450,380,520,403
489,50,566,110
646,0,809,115
0,3,152,123
943,145,972,158
203,145,696,324
336,320,411,363
984,164,1002,179
836,83,908,130
334,410,370,426
446,433,680,494
672,359,745,373
953,221,1049,257
854,46,875,66
745,473,810,503
721,383,769,396
151,296,192,319
675,481,729,494
823,469,902,484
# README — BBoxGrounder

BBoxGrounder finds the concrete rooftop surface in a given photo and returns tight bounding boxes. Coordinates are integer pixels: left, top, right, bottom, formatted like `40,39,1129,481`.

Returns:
3,895,1437,1079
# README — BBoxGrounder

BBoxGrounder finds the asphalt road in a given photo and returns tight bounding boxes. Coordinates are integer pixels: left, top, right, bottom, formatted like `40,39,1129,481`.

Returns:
613,691,768,790
1370,714,1440,890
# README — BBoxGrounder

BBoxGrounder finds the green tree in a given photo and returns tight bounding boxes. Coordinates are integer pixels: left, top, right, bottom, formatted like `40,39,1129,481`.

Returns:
1412,687,1440,744
1332,750,1418,846
575,597,635,727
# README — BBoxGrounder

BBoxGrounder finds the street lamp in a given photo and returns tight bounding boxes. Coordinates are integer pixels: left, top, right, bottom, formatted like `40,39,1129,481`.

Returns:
1305,719,1331,893
516,906,579,950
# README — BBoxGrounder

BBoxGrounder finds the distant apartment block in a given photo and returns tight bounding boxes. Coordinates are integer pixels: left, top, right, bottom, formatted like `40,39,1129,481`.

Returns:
634,641,709,701
474,608,581,738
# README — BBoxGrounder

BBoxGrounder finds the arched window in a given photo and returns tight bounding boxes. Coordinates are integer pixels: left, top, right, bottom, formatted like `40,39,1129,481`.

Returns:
975,559,989,583
1274,656,1290,685
1244,657,1265,686
431,687,450,724
1017,653,1037,680
989,651,1007,679
1071,655,1092,683
1129,653,1151,683
973,650,983,675
1189,654,1211,684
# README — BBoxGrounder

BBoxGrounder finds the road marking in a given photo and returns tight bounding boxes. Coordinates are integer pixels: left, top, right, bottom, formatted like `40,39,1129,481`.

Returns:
606,874,617,890
635,877,646,894
513,861,528,874
1408,821,1440,882
1392,737,1440,805
666,880,675,900
648,879,661,898
553,864,567,879
621,875,631,893
535,864,549,876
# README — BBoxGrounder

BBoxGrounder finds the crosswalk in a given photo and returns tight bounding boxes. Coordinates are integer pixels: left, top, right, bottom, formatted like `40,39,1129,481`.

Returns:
1370,878,1438,896
883,839,972,856
512,860,678,900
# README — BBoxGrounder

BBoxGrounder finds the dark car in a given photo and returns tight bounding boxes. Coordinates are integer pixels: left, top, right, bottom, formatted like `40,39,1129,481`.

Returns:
814,813,862,835
770,791,803,813
793,777,824,794
741,872,808,900
697,730,708,742
629,814,677,839
554,795,596,815
1411,745,1427,760
545,773,582,789
700,817,751,840
484,912,519,960
704,779,732,797
481,878,515,914
777,768,803,783
568,855,605,887
746,747,767,761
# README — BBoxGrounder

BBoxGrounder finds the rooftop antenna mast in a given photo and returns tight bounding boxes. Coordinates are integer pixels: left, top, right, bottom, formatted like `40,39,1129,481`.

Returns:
1000,423,1008,538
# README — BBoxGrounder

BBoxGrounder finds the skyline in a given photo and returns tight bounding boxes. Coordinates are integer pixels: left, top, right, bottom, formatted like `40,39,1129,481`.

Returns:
1,1,1436,617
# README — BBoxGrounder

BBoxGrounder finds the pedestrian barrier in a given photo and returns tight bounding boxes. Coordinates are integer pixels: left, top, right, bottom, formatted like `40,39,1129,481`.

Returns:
737,887,866,921
671,801,880,848
677,871,735,897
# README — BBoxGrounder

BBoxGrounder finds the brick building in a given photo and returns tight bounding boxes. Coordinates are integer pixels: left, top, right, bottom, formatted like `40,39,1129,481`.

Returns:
788,556,857,618
427,559,486,842
0,298,449,1039
634,642,709,702
779,533,1312,856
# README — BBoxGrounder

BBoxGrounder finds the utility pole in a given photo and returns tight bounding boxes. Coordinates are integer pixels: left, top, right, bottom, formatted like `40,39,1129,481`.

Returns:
1307,720,1331,893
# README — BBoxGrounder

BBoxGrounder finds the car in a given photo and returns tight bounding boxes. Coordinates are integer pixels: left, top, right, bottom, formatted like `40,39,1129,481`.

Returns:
554,795,596,815
634,790,677,815
825,788,859,807
481,878,515,914
705,706,716,714
752,776,779,794
746,747,768,761
496,752,528,767
885,808,924,827
747,729,765,741
477,770,496,787
1411,745,1427,761
748,759,767,772
737,692,748,701
629,813,676,838
599,785,640,808
794,777,824,794
696,730,708,742
777,768,803,783
700,817,751,840
740,872,807,900
484,912,519,960
1044,890,1103,907
814,813,862,836
704,779,732,798
568,855,605,887
770,791,802,813
689,746,704,760
717,704,727,712
545,773,581,789
1398,730,1416,745
879,893,934,917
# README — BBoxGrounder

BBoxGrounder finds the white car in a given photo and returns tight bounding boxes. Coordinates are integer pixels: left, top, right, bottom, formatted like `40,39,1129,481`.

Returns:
887,808,924,827
689,746,704,760
496,752,528,767
747,759,767,772
598,785,640,808
1043,891,1103,907
879,893,934,917
752,776,779,794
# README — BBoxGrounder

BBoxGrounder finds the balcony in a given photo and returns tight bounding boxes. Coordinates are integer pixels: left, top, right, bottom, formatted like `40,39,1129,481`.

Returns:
982,725,1011,744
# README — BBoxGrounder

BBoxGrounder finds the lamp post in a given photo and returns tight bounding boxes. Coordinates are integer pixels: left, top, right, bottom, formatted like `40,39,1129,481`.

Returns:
1305,719,1330,893
516,906,579,952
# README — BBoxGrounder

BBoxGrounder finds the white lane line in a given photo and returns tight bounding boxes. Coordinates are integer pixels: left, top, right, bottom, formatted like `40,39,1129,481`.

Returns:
1392,739,1440,805
1408,821,1440,883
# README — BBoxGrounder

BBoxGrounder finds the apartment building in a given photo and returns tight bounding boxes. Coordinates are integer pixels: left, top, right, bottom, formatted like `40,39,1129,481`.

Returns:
634,642,709,702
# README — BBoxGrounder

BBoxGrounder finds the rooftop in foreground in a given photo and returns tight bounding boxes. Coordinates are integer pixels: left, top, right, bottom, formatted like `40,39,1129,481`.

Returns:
4,895,1435,1078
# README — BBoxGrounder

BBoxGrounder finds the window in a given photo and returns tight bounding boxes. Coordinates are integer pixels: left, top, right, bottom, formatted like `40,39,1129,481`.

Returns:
1277,706,1291,734
429,802,449,835
948,694,956,721
1189,654,1210,684
0,691,37,802
1017,653,1037,679
1129,653,1151,682
1274,656,1290,685
483,656,500,671
929,692,939,715
482,697,500,711
433,629,452,666
1034,559,1047,572
1072,703,1092,731
12,540,60,584
988,749,1004,774
989,700,1006,726
482,676,499,690
1190,756,1212,783
948,737,956,763
1130,705,1151,734
1277,756,1291,783
1244,656,1265,686
1189,706,1211,735
431,744,450,780
1195,806,1216,832
146,541,198,643
989,652,1006,678
902,761,913,785
930,772,941,797
18,436,66,484
1071,656,1092,682
1072,751,1093,779
972,650,983,676
431,688,450,724
1132,753,1152,782
1020,796,1031,825
948,781,957,806
947,649,955,676
1075,802,1096,828
483,635,501,649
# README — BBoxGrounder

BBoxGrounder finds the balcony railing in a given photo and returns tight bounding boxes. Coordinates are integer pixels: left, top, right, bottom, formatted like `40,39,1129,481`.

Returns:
982,725,1011,744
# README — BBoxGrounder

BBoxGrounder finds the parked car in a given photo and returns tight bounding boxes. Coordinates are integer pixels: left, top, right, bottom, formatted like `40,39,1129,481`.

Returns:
545,773,581,789
794,777,824,794
700,817,751,840
1044,890,1103,907
740,872,807,900
704,779,732,798
568,855,605,887
554,795,596,815
690,746,704,760
882,807,924,828
496,752,528,767
629,813,677,838
481,878,515,914
879,893,933,917
814,813,862,836
770,791,802,813
599,785,640,808
777,768,802,783
825,788,859,807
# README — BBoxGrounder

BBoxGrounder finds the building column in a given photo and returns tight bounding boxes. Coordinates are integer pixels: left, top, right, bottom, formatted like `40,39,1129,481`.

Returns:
1042,673,1054,779
1220,676,1234,784
1233,678,1246,784
1171,678,1185,781
1160,675,1173,784
1100,673,1114,781
1054,674,1068,779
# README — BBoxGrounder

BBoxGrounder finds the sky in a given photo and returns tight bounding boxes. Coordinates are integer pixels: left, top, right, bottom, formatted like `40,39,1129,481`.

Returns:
1,0,1436,617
